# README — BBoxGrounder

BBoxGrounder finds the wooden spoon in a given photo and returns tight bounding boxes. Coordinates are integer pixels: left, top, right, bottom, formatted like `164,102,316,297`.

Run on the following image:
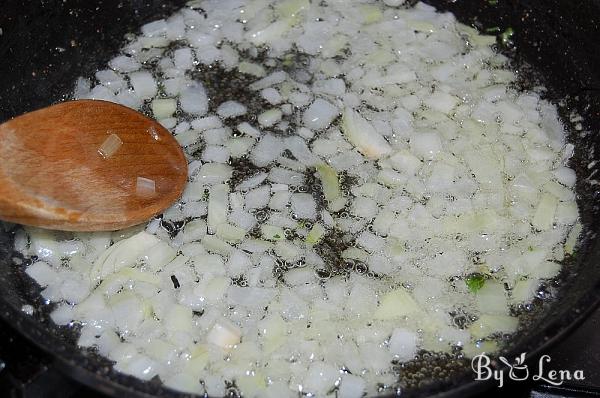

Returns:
0,100,187,231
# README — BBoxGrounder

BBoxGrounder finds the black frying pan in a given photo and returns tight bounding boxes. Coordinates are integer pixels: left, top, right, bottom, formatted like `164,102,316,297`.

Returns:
1,0,600,397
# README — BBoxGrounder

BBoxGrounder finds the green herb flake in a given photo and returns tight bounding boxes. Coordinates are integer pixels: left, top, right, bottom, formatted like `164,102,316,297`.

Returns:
499,27,515,46
465,274,486,293
487,0,498,5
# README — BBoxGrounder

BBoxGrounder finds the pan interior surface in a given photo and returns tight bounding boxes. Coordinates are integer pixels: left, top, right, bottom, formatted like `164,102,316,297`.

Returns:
1,0,600,397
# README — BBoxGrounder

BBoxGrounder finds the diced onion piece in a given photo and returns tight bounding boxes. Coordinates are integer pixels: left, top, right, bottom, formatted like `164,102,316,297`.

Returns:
236,122,262,138
339,374,366,398
180,82,208,115
274,240,301,261
565,221,582,255
191,116,222,131
261,224,285,241
136,177,156,198
328,196,347,212
119,355,158,381
147,126,160,141
236,373,268,397
341,107,391,159
510,279,538,304
316,163,341,204
226,137,256,158
246,20,293,46
202,235,233,255
216,100,247,119
238,61,266,77
196,163,233,184
553,166,576,187
257,108,283,127
285,136,320,166
302,362,340,395
151,98,177,119
227,250,253,275
374,289,420,320
141,241,177,271
215,223,247,242
389,328,418,361
306,223,325,245
532,193,558,230
129,71,157,99
409,132,443,161
116,267,161,285
261,87,283,105
98,133,123,159
249,71,287,91
245,185,271,209
476,282,509,315
164,304,193,332
109,55,140,72
141,19,167,37
423,91,459,113
290,193,317,219
341,247,368,262
468,314,519,339
250,134,284,167
236,173,268,191
208,184,229,233
26,261,59,287
463,147,502,188
180,219,207,244
207,320,242,349
90,231,161,280
302,99,339,130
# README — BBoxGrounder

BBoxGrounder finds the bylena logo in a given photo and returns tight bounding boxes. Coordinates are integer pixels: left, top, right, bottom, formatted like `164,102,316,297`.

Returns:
471,352,585,387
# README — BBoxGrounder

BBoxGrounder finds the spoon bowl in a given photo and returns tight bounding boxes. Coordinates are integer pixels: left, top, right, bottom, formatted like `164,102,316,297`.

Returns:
0,100,187,231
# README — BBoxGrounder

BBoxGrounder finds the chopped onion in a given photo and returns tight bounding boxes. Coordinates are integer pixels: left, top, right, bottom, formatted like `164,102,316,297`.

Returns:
302,99,339,130
128,71,157,99
341,107,392,159
532,193,558,231
216,100,247,119
180,82,208,115
207,319,242,349
305,223,325,245
207,184,229,233
16,1,581,396
389,329,418,362
109,55,140,72
257,108,283,127
98,133,123,159
249,71,287,90
374,289,420,320
151,98,177,119
238,61,266,77
135,177,156,198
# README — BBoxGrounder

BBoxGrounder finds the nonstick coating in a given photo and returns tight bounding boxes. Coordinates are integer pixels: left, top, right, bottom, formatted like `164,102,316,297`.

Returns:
1,0,600,397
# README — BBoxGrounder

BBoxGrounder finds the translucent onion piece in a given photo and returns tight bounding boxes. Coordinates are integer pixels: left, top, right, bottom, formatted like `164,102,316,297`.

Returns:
98,133,123,159
135,177,156,198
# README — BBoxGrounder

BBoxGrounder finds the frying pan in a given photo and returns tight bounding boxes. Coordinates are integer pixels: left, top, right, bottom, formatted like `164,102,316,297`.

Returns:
1,0,600,396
